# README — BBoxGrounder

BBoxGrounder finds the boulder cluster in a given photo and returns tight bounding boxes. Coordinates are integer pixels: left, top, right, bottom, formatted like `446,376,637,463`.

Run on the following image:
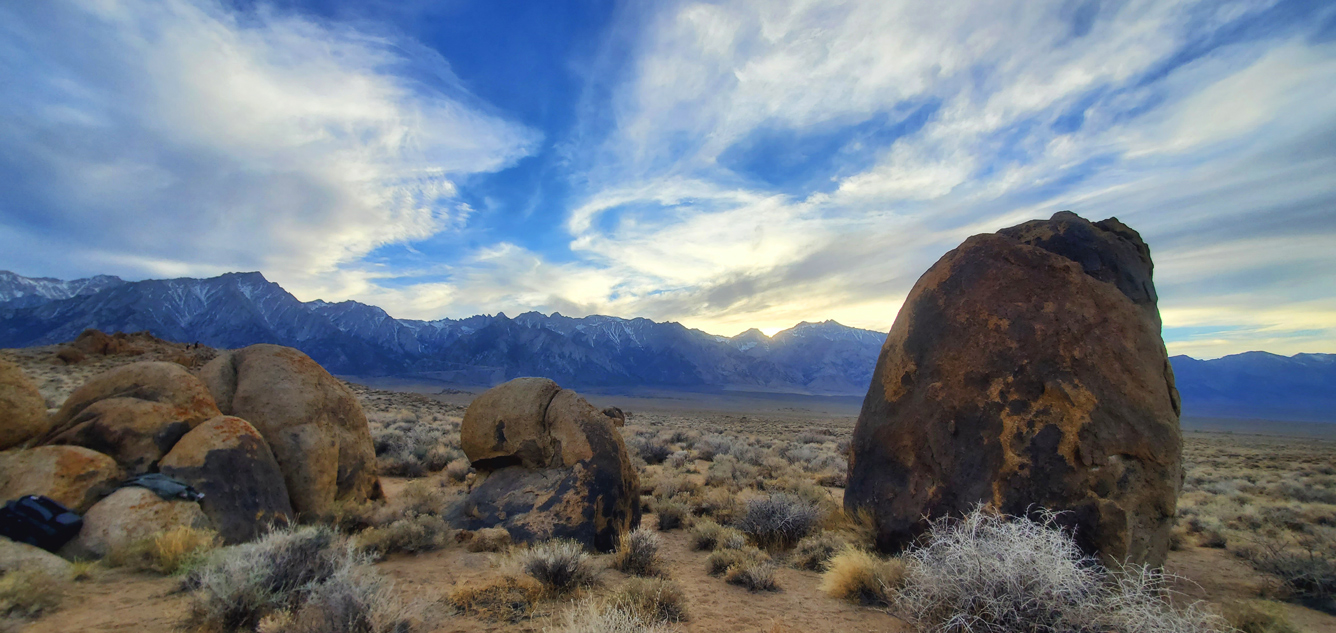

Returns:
846,211,1181,567
0,344,382,555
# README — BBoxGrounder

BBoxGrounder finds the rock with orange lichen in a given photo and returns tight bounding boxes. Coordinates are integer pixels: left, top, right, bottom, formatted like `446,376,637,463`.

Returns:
39,361,221,474
845,211,1181,568
199,344,381,516
0,445,123,512
452,378,639,552
0,357,49,450
159,416,293,543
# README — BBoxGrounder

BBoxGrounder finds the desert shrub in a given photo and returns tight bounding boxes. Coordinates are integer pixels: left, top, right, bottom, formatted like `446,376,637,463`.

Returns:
373,417,460,476
108,525,220,575
357,515,451,559
0,566,66,618
1223,599,1300,633
638,441,672,465
448,575,542,622
548,600,675,633
68,560,98,582
464,527,512,553
612,577,688,624
665,451,689,469
612,529,662,577
691,520,746,552
894,506,1228,632
515,539,597,595
695,434,735,461
819,548,904,606
652,475,699,501
445,458,472,482
706,545,768,577
735,493,822,550
723,556,779,592
279,565,415,633
795,432,828,444
655,501,689,531
184,525,402,632
1239,527,1336,613
687,487,737,522
791,532,848,571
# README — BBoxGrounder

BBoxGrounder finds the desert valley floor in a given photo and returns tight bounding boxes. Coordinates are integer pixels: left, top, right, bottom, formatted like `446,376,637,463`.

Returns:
3,344,1335,633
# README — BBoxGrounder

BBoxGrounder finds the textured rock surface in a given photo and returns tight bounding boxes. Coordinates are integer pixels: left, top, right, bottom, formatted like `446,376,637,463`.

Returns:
601,406,626,428
0,358,49,450
0,445,122,512
0,537,71,577
453,378,639,552
846,211,1181,568
159,416,293,543
63,486,209,559
199,344,380,515
43,399,194,475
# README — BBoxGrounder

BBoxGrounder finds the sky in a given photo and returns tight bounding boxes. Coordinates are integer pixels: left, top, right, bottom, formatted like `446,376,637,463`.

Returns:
1,0,1334,359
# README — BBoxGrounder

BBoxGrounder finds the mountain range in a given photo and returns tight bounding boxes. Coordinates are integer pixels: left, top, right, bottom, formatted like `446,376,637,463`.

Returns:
1,270,1332,421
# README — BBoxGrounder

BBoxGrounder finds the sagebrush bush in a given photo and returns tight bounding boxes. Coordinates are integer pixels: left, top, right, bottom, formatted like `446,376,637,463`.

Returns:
612,577,688,624
706,545,768,577
791,532,848,571
1239,527,1336,613
280,565,416,633
893,506,1229,633
612,529,662,577
735,493,822,550
691,520,746,552
638,441,672,465
724,558,779,592
109,525,220,575
464,526,512,553
358,514,451,559
654,501,689,531
372,416,462,476
0,566,66,618
183,525,407,632
448,575,542,622
516,539,597,595
819,548,903,606
445,458,472,482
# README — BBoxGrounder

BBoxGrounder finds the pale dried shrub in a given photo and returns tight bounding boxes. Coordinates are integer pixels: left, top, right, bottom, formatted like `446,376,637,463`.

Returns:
893,506,1229,632
276,565,416,633
1223,599,1300,633
654,501,690,531
545,600,675,633
515,539,598,595
465,527,512,553
445,458,472,482
705,545,768,577
724,558,779,592
357,515,451,559
820,548,904,606
690,520,745,552
108,525,220,575
612,529,662,577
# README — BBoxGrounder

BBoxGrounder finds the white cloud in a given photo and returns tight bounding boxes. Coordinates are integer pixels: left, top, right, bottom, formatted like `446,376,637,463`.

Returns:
0,0,539,294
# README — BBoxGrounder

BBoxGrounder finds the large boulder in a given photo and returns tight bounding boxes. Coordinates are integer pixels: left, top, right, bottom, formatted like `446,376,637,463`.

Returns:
0,537,71,577
453,378,639,552
159,416,294,543
845,211,1181,568
0,445,122,512
199,345,380,516
39,362,221,473
63,486,209,559
0,358,49,450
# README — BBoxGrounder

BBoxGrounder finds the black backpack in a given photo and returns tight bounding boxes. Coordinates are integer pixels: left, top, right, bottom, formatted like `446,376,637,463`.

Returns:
0,495,83,552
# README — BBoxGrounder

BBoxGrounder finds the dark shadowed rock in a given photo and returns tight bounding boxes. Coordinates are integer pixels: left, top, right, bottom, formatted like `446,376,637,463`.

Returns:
0,358,49,450
845,211,1181,568
159,416,293,543
452,378,639,552
199,344,381,515
0,445,122,512
601,406,626,428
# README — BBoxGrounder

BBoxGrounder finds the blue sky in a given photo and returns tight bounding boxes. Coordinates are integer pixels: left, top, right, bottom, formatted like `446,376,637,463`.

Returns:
1,0,1334,358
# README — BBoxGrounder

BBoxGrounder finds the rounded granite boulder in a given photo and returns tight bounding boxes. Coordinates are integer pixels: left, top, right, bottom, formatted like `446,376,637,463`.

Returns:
0,445,122,513
63,486,209,559
845,211,1182,568
0,358,49,450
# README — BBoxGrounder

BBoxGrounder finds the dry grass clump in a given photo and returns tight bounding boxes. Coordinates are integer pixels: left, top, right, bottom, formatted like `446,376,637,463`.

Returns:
445,458,472,482
463,526,512,552
706,546,766,576
514,539,598,595
183,525,411,633
893,506,1228,632
654,501,689,531
0,566,67,619
546,599,675,633
819,548,904,606
1222,599,1299,633
448,575,543,623
610,577,688,624
734,493,822,550
690,520,746,552
791,532,848,571
107,525,221,574
357,514,451,559
612,529,663,577
706,544,779,590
